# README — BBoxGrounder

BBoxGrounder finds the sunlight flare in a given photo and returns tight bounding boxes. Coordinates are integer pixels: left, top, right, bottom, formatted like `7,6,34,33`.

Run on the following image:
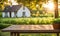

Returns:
42,1,54,11
47,1,54,10
8,0,18,5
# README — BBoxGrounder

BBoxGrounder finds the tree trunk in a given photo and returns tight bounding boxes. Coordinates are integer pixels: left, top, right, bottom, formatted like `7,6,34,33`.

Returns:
54,0,59,18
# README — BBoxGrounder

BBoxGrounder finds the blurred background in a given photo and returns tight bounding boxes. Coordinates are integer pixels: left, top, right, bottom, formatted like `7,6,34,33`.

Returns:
0,0,60,17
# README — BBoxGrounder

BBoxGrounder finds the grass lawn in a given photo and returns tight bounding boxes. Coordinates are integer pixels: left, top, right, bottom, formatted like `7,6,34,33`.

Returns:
0,30,10,36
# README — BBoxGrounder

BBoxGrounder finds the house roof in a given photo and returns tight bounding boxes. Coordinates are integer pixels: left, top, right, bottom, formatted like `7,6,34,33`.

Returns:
3,5,21,12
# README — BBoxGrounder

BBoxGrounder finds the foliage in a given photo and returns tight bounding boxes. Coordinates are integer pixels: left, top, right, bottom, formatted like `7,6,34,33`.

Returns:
0,23,11,29
53,18,60,24
0,17,54,25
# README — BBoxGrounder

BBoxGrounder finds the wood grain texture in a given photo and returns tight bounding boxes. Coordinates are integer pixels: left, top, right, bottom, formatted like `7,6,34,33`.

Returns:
2,25,60,33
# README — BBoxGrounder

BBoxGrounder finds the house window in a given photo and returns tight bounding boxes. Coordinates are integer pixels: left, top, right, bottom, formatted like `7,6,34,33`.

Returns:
5,12,8,17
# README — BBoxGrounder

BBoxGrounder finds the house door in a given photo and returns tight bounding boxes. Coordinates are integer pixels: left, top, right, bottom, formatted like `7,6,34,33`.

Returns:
22,12,26,17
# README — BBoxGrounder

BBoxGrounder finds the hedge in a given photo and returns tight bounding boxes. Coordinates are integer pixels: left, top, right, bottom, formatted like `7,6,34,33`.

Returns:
53,18,60,24
0,17,54,25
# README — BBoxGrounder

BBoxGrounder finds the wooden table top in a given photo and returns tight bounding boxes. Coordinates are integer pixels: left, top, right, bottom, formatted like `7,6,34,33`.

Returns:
2,25,60,33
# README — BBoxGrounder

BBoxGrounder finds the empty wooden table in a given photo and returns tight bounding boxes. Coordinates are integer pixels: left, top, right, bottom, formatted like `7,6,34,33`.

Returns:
2,25,60,36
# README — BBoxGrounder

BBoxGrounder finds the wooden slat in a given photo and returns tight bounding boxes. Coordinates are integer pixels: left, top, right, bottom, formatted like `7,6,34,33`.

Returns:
2,25,54,30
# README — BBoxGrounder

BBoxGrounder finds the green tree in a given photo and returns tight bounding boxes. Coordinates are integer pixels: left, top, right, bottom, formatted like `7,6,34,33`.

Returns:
0,0,8,11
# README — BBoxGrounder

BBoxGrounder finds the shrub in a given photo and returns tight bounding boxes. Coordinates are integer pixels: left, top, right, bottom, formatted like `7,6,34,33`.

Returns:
53,18,60,24
0,23,11,29
0,18,54,25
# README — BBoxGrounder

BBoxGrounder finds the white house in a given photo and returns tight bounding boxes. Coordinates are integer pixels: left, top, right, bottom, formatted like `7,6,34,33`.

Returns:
2,5,31,18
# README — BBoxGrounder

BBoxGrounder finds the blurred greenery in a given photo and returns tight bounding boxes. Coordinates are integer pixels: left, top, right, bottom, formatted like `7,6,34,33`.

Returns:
0,23,11,29
53,18,60,24
0,17,54,25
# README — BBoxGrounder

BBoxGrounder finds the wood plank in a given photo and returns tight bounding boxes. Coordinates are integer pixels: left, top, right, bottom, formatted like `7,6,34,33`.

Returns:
2,25,54,30
2,25,60,33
